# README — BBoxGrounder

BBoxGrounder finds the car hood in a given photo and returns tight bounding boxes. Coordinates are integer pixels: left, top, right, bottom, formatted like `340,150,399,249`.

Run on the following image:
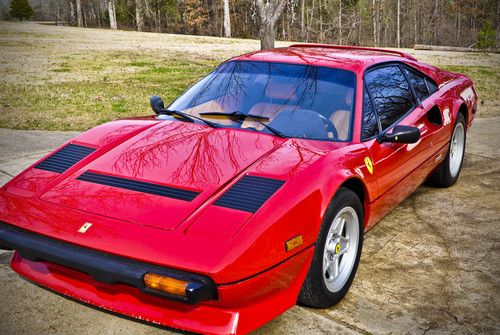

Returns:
39,121,282,231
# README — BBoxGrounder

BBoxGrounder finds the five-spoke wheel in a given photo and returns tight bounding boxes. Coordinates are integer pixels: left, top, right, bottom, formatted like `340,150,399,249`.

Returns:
323,207,360,293
298,188,363,308
428,112,467,187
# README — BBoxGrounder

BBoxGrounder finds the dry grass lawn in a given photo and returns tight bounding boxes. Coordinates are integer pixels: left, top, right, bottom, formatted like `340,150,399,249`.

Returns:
0,21,499,131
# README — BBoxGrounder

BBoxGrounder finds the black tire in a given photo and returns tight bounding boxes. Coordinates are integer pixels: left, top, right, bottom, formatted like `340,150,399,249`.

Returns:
427,113,466,187
298,187,364,308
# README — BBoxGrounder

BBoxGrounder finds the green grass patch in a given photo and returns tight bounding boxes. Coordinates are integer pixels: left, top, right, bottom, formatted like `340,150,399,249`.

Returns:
442,65,500,118
0,51,217,130
129,60,153,67
111,100,129,113
50,67,71,73
442,65,499,98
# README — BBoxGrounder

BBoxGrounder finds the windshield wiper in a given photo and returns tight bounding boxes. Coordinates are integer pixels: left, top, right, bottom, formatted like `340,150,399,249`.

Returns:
199,111,286,138
200,111,269,121
161,109,219,128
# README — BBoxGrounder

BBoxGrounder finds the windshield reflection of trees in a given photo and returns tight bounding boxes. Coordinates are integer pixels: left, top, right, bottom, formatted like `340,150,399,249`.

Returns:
170,58,356,139
185,61,322,115
365,66,414,130
255,139,324,177
95,124,148,147
110,122,278,186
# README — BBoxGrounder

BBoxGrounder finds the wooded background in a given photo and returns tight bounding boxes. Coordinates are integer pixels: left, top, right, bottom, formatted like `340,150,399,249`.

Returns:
1,0,499,49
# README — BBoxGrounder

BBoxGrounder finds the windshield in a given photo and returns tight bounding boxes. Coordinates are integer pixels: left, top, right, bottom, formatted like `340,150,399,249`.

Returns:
168,61,356,141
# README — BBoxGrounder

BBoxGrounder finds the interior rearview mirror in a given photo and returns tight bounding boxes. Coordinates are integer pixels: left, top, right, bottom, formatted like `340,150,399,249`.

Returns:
378,125,420,144
150,95,165,115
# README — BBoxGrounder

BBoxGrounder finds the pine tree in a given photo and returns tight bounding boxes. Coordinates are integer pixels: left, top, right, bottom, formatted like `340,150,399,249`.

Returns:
477,21,495,49
9,0,35,21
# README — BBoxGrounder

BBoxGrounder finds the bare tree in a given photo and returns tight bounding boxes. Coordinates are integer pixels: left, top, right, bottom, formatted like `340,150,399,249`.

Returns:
31,0,498,49
135,0,145,32
223,0,231,37
338,0,342,44
255,0,287,49
68,0,76,25
414,0,418,45
75,0,82,27
397,0,400,48
300,0,305,40
372,0,377,46
107,0,117,30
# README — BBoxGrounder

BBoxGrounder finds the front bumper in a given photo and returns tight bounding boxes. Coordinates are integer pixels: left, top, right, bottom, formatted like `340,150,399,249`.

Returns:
0,222,314,335
0,222,216,304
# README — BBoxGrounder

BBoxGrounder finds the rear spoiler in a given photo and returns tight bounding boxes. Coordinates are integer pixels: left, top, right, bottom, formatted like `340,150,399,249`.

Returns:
289,44,418,61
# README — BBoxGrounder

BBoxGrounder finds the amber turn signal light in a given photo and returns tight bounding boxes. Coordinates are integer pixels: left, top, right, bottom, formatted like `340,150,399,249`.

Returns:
143,273,189,297
285,235,303,252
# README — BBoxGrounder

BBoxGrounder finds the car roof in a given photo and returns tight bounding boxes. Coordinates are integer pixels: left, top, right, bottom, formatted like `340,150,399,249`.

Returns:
232,44,418,74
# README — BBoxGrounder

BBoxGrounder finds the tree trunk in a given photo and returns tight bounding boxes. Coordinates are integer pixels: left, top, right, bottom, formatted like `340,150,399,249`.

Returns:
338,0,342,44
357,0,362,45
82,5,87,27
255,0,287,50
414,0,417,45
209,0,218,35
379,0,384,46
135,0,145,32
69,0,76,26
259,22,275,50
107,0,117,30
156,9,162,32
319,0,322,42
75,0,82,27
96,0,101,28
456,4,461,44
223,0,231,37
397,0,400,48
372,0,377,46
300,0,305,40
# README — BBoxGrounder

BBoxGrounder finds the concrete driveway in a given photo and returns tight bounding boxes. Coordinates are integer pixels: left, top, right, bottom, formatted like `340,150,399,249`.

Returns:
0,118,498,335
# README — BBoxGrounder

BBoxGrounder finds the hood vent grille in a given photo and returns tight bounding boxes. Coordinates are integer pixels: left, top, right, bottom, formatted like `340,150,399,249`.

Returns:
214,175,285,213
35,144,96,174
77,171,200,201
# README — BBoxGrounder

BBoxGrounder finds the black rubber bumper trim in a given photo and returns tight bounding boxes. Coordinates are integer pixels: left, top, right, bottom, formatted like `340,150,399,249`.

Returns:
0,222,217,304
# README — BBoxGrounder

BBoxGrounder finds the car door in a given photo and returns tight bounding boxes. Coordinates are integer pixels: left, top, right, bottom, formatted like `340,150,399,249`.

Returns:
361,64,440,222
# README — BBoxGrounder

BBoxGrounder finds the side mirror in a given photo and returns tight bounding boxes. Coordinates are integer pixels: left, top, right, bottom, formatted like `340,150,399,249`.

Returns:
150,95,165,115
378,125,420,144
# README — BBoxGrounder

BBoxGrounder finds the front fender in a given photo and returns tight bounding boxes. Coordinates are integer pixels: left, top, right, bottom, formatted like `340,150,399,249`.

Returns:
208,140,371,284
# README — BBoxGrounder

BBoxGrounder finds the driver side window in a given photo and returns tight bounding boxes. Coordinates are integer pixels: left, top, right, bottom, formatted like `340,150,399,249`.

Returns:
364,65,415,132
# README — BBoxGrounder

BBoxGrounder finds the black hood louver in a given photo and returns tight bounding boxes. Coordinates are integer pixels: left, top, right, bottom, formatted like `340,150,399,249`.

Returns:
77,171,200,201
35,144,96,174
214,175,285,213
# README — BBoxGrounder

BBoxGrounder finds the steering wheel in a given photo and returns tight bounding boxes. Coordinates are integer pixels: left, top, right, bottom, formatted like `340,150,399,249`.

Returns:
315,112,339,139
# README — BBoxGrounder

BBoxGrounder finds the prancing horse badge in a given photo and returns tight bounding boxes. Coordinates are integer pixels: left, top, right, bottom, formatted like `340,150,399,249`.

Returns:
364,157,374,175
78,222,92,233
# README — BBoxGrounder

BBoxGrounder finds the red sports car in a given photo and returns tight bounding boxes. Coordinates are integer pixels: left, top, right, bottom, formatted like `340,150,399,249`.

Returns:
0,44,476,334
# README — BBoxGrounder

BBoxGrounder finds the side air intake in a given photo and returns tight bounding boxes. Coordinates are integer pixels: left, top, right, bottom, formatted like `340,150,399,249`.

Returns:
214,175,285,213
77,171,200,201
35,144,96,174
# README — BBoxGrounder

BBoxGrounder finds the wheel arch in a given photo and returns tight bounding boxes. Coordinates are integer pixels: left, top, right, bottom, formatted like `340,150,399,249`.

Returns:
457,102,468,125
337,177,370,227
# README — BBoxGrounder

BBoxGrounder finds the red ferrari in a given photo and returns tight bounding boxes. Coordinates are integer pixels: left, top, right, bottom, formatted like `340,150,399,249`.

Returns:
0,44,476,334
